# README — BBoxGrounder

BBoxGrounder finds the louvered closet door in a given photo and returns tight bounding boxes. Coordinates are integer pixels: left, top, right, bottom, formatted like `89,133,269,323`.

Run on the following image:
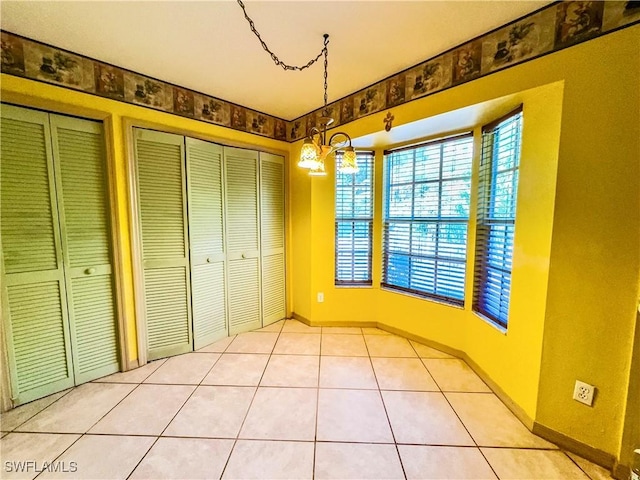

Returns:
0,105,75,405
186,138,227,349
260,153,286,326
50,115,119,384
224,147,261,335
134,129,192,360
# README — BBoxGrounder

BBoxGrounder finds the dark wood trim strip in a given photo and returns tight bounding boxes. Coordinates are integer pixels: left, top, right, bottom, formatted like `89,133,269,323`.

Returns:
376,322,465,358
532,422,616,470
291,312,311,325
291,312,378,328
613,462,631,480
462,352,534,430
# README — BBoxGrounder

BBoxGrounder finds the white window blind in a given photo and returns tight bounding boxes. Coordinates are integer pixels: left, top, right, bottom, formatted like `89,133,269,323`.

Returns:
473,107,523,328
382,134,473,304
335,151,374,285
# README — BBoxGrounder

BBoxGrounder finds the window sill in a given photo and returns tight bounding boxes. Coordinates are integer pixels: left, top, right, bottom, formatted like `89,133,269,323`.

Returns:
473,311,508,335
335,284,373,289
380,286,465,310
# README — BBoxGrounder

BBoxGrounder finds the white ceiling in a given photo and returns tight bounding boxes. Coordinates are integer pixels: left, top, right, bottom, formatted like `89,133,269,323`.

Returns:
0,0,550,120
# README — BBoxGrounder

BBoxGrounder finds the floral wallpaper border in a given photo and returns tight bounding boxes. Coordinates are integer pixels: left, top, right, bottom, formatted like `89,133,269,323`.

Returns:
287,0,640,142
1,1,638,143
0,31,288,140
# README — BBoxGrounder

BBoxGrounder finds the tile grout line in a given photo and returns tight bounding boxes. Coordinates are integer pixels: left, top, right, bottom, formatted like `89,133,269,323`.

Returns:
125,348,227,479
30,380,150,480
218,319,285,480
563,450,597,480
10,321,570,479
100,382,500,394
435,381,502,479
419,347,555,477
411,347,440,388
7,355,164,437
4,429,539,446
4,387,74,433
414,344,481,448
1,429,566,450
124,330,243,480
409,340,499,480
92,357,168,385
312,326,323,480
362,328,408,480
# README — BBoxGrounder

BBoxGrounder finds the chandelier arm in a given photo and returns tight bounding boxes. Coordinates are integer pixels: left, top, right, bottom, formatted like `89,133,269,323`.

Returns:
309,126,322,138
328,131,353,149
237,0,329,72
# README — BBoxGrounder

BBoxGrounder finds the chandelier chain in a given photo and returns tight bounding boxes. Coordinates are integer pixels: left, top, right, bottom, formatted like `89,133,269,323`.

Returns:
237,0,329,72
323,42,328,109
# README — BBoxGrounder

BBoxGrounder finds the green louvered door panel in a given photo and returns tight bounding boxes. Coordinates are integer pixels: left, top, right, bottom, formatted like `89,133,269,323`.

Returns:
0,105,75,405
224,147,261,335
50,115,119,384
260,153,286,326
135,129,192,360
186,138,228,349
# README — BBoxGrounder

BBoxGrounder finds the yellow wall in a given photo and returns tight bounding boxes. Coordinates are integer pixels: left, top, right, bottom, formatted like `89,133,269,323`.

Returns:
310,152,379,324
290,24,640,460
464,84,563,420
536,25,640,455
619,309,640,471
296,80,564,421
1,74,289,364
289,146,312,319
2,22,638,464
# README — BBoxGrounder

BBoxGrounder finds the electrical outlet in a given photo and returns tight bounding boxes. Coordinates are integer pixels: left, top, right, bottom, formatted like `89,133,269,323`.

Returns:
573,380,595,406
317,292,324,303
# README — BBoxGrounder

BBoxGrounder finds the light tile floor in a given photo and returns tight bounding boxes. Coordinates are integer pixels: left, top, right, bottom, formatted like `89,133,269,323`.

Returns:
0,320,612,480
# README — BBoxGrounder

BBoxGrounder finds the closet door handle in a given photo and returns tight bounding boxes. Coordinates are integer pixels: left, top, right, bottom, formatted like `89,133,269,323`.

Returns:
206,257,212,263
241,253,246,259
85,267,96,275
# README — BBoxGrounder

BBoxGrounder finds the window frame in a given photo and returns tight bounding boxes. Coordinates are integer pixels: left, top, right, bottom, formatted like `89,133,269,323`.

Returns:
472,106,523,329
382,133,474,305
334,150,374,286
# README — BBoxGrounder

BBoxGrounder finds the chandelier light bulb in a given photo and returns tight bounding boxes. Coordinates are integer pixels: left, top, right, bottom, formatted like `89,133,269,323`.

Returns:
339,147,359,174
298,138,320,169
309,159,327,176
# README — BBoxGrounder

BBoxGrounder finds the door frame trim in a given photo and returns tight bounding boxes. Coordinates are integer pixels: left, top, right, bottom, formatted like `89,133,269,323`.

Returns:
123,121,148,367
103,116,131,371
1,280,13,412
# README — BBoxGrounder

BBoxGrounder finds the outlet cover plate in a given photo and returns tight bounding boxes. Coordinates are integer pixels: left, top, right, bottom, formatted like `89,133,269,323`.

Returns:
573,380,595,406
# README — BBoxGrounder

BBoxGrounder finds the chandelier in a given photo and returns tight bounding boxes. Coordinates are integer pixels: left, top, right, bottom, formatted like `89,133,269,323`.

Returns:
237,1,358,176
